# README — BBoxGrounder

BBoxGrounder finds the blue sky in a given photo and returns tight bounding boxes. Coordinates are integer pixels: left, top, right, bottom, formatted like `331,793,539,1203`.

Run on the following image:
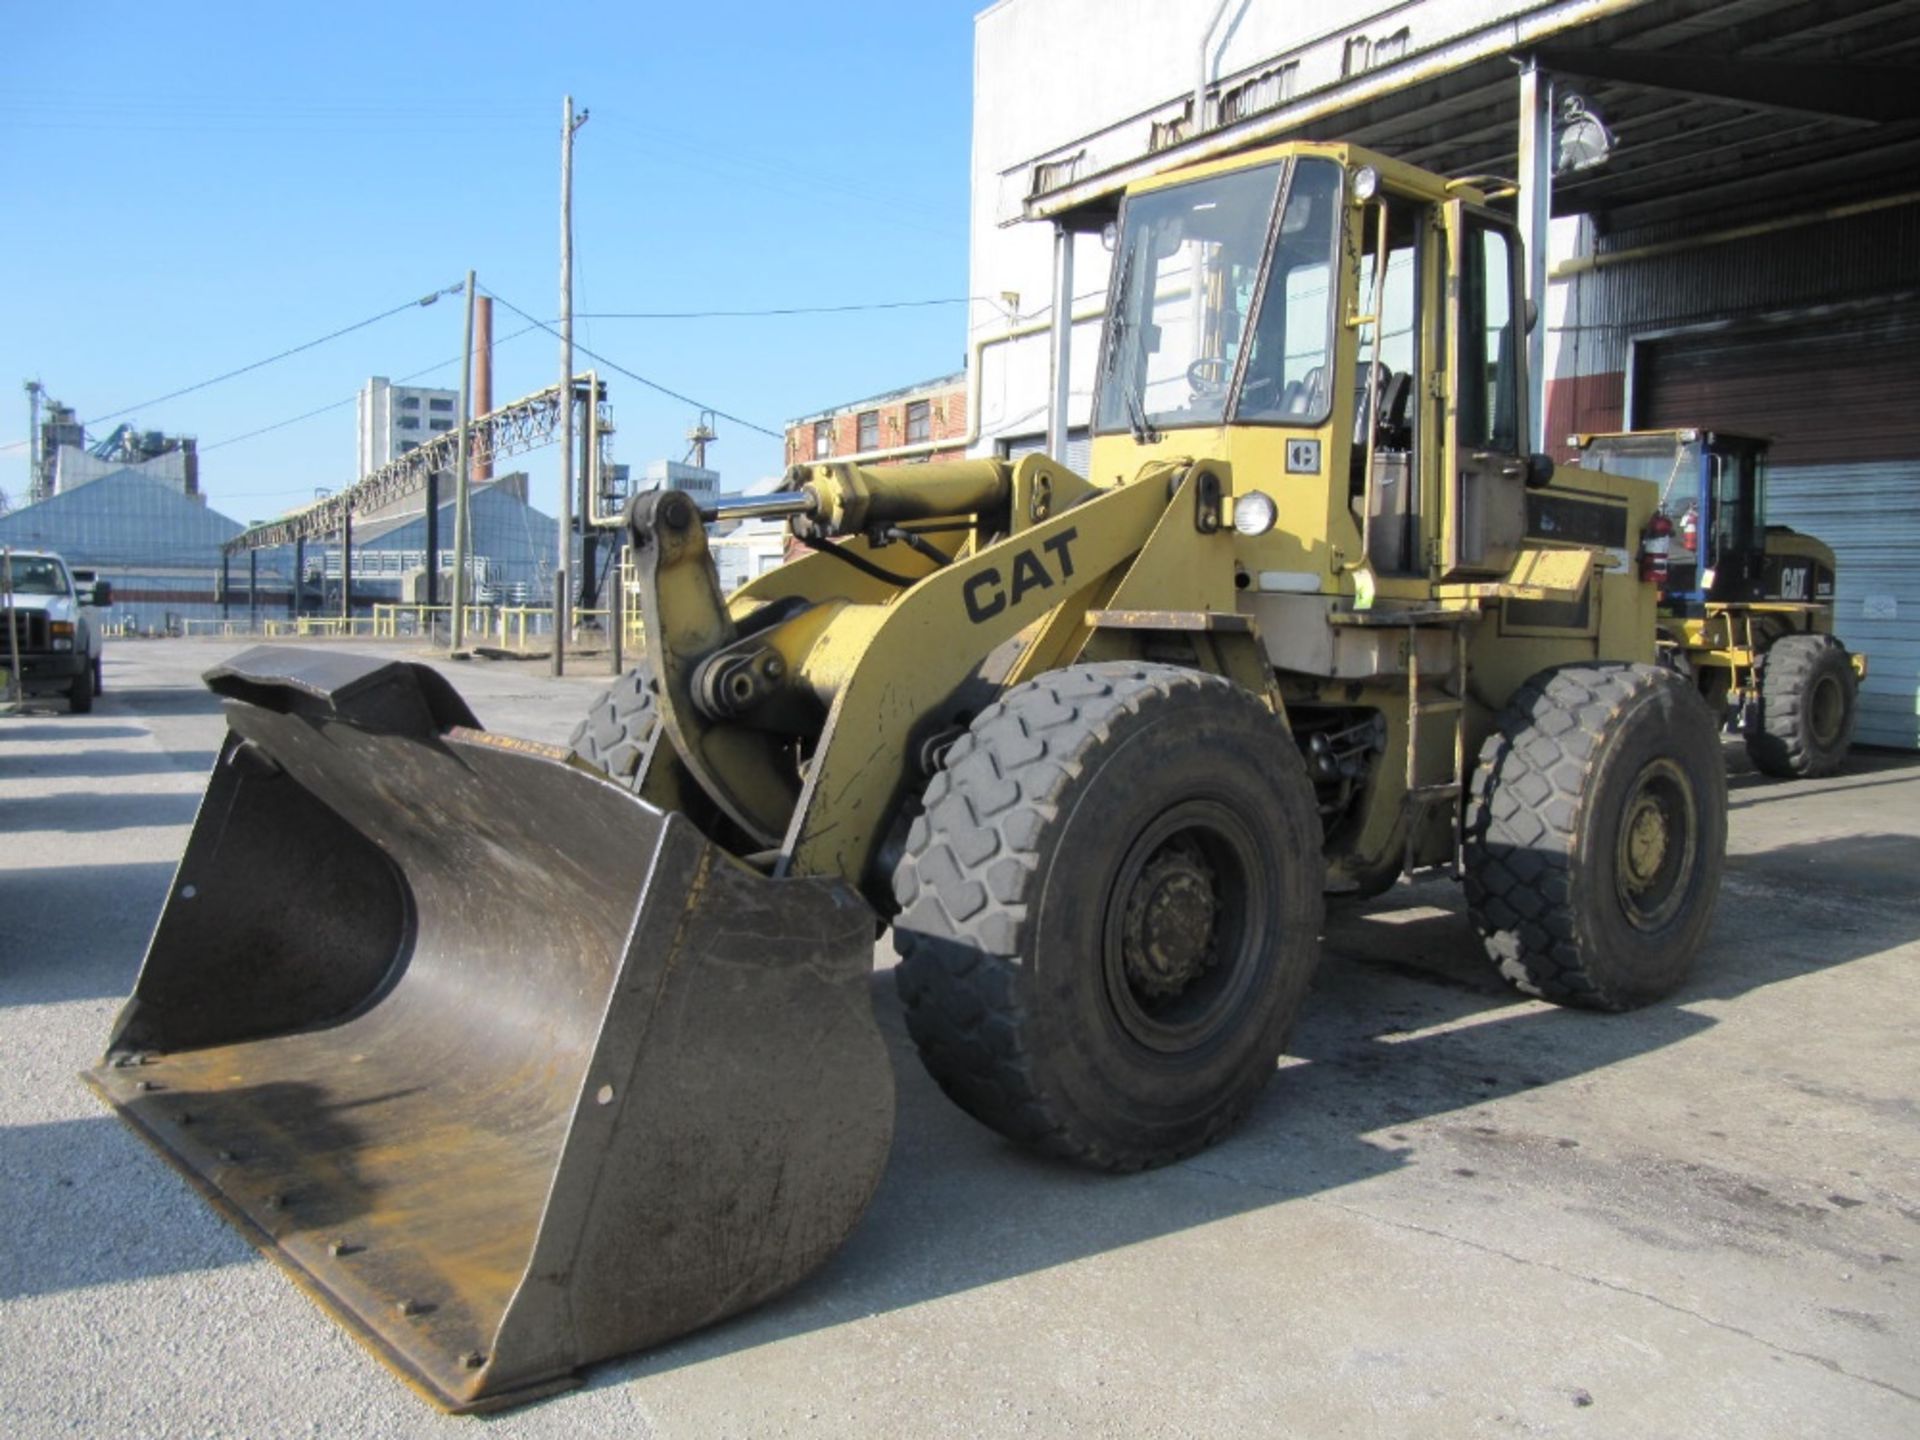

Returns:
1,1,981,523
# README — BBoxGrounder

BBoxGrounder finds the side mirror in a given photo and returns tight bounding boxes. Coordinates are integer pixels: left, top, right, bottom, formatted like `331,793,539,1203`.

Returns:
1524,297,1540,334
85,581,113,606
1524,453,1556,489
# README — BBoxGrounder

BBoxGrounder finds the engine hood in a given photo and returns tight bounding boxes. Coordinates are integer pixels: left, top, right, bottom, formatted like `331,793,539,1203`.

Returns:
4,593,70,621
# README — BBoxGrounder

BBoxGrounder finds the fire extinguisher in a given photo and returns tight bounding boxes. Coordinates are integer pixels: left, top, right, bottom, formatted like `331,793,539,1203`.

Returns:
1679,504,1699,553
1640,510,1673,588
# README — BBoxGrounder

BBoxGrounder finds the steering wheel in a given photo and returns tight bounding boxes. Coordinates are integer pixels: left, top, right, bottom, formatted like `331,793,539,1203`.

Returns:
1186,355,1232,397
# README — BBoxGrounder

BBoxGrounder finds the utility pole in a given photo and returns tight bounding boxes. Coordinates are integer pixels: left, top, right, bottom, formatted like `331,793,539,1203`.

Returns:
22,382,43,508
555,95,589,677
451,270,477,653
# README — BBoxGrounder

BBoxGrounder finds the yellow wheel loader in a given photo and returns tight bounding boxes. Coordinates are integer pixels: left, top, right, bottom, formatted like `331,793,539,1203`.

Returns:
89,142,1726,1411
1574,429,1866,778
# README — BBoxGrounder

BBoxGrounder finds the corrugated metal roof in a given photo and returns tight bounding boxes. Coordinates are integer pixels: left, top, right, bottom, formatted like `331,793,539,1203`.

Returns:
0,469,241,569
1026,0,1920,238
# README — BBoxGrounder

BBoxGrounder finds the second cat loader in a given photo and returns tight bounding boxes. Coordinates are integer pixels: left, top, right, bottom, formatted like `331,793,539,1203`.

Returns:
89,142,1726,1412
1575,428,1866,777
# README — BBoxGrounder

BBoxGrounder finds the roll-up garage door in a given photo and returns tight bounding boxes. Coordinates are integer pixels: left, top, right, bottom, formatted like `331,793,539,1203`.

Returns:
1637,306,1920,749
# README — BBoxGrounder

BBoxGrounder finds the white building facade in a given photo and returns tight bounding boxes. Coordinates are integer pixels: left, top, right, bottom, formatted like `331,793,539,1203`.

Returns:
356,377,462,477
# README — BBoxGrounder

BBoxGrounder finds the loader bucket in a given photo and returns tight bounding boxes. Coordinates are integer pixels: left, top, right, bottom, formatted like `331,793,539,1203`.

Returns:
84,647,894,1413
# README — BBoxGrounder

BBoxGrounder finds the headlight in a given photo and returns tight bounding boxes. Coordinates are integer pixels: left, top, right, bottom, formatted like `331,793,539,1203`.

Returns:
50,620,74,638
1353,165,1381,203
1231,492,1278,536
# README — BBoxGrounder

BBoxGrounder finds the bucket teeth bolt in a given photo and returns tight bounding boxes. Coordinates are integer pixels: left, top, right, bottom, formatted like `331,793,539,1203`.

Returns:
463,1351,487,1370
328,1239,360,1258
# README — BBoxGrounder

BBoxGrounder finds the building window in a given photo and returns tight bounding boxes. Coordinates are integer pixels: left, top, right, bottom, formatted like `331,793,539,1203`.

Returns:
399,440,421,454
857,410,879,451
398,396,420,410
429,419,453,432
814,420,832,458
397,416,420,430
906,400,931,444
428,397,454,413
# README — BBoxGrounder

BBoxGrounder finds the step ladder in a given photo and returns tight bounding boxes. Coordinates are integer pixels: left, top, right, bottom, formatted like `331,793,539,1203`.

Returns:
1402,620,1470,879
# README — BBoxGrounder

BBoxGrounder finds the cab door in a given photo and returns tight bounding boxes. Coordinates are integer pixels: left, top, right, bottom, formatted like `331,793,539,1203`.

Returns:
1441,201,1530,578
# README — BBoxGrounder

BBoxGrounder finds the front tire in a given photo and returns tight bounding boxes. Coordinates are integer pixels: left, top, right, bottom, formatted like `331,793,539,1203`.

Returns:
68,665,93,714
892,662,1324,1170
1465,663,1725,1011
1745,632,1856,778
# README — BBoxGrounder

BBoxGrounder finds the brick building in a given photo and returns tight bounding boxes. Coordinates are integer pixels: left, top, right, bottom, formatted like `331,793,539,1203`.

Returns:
785,371,968,468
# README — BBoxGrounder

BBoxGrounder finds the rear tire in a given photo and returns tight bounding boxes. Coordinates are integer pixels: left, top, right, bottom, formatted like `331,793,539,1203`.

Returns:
568,662,661,789
1744,633,1855,779
892,662,1324,1170
1465,663,1724,1011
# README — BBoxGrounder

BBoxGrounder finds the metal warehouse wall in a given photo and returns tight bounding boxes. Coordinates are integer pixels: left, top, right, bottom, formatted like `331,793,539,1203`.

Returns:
1548,202,1920,750
1546,201,1920,445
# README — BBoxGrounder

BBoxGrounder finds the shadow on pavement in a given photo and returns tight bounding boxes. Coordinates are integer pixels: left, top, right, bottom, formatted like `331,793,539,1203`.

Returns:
96,686,227,718
594,799,1920,1391
0,860,176,1006
0,723,151,742
0,748,217,779
0,790,201,834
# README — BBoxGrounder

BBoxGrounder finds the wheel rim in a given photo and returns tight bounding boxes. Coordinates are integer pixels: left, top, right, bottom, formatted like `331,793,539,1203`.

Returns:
1613,757,1699,931
1809,671,1845,747
1102,799,1267,1054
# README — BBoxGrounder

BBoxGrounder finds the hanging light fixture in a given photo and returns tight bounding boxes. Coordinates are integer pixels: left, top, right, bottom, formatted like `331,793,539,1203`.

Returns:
1554,92,1615,175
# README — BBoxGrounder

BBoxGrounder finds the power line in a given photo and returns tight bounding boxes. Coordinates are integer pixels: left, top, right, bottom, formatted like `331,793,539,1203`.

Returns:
578,296,981,320
0,283,466,457
480,287,785,441
199,323,542,453
82,284,463,428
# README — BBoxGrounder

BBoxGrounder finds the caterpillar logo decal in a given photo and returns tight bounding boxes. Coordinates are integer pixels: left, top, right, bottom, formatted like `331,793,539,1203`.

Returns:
963,528,1079,623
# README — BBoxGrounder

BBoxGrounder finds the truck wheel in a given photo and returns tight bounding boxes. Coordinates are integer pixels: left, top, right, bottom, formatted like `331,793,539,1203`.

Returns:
1465,663,1724,1011
92,657,103,696
68,665,94,714
892,662,1324,1170
567,662,660,788
1744,633,1856,779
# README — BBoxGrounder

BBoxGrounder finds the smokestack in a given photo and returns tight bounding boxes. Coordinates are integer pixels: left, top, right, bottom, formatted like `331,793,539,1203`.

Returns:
472,296,494,482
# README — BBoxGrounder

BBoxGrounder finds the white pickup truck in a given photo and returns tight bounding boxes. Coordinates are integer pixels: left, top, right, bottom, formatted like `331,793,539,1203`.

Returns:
2,549,109,713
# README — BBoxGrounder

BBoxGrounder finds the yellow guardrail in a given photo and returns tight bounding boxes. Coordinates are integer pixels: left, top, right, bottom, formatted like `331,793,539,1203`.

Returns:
370,604,493,640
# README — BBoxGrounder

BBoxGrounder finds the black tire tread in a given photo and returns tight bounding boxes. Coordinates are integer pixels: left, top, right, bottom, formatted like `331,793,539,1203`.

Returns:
892,661,1315,1170
567,663,660,788
1743,632,1855,779
1464,662,1714,1011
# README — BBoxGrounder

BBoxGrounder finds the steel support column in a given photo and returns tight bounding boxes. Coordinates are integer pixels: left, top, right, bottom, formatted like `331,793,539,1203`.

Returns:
248,549,258,629
1046,225,1074,458
1517,58,1553,453
425,470,440,612
220,553,230,620
341,513,353,621
293,538,305,617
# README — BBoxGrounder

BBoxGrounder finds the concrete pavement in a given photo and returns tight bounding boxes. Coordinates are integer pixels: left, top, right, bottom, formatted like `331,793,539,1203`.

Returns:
2,637,1914,1438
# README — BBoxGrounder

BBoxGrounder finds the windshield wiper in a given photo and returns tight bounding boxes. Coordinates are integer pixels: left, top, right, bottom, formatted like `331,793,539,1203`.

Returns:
1124,387,1159,446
